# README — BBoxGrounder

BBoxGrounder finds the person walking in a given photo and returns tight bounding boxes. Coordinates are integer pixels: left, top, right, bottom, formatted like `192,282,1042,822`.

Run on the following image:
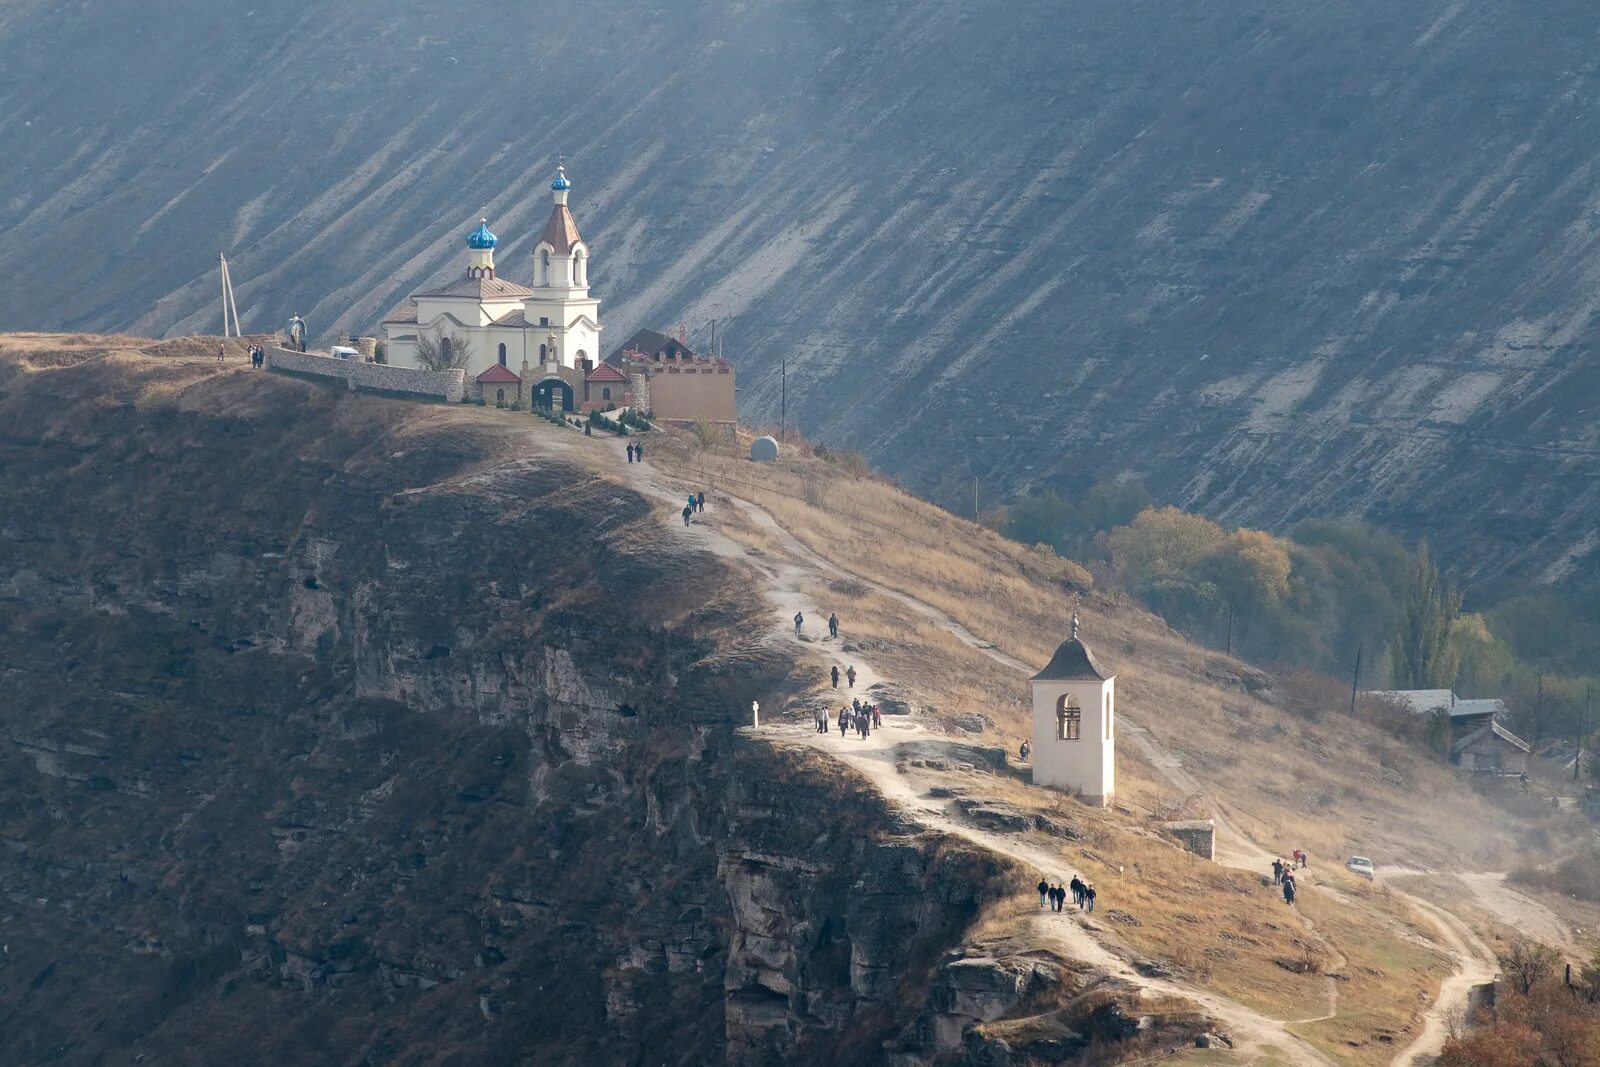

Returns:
831,665,840,689
1294,848,1308,870
838,708,848,737
1272,858,1284,886
217,342,226,363
626,443,635,463
872,704,881,729
695,492,706,514
682,504,694,526
794,611,804,637
1084,884,1097,913
828,612,839,638
1037,879,1050,908
1282,873,1297,906
1019,740,1031,762
634,443,644,463
861,713,871,739
846,665,857,688
1070,876,1084,908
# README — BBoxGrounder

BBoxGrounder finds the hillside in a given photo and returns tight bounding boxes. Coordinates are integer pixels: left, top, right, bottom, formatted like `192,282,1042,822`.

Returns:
2,1,1600,591
0,338,1021,1065
3,334,1595,1065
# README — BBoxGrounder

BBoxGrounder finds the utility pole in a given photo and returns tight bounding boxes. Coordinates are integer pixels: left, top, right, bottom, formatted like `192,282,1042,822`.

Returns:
973,475,980,521
1225,602,1234,657
1579,684,1590,783
780,354,786,443
218,252,241,337
1350,643,1364,716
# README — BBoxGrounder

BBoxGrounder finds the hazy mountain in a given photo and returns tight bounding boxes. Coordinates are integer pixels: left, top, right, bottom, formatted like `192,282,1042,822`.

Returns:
3,0,1598,589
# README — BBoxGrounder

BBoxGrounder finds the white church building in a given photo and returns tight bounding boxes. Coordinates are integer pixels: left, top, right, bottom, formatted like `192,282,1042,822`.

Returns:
1030,613,1116,806
380,165,607,408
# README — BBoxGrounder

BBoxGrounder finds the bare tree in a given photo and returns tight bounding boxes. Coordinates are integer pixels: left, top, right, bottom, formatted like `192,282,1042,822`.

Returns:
1502,937,1559,995
416,329,472,371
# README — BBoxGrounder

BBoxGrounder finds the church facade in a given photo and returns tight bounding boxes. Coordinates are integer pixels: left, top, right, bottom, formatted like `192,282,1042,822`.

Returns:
380,166,624,411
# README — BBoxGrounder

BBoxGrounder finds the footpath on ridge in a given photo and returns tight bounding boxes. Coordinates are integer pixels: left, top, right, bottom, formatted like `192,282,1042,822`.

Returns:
606,438,1347,1066
595,433,1585,1067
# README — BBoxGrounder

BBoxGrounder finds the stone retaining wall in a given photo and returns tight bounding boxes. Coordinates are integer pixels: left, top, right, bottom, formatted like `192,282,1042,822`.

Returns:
266,347,464,402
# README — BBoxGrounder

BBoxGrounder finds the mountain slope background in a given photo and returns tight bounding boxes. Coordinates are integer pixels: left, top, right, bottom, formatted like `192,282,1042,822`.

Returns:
3,0,1600,590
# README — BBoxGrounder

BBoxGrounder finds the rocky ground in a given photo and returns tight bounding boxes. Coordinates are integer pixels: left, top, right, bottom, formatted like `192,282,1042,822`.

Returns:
2,337,1594,1066
0,342,1018,1065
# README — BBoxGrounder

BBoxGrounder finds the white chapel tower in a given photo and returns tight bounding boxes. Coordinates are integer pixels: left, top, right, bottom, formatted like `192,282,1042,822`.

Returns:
1030,612,1116,806
526,164,602,371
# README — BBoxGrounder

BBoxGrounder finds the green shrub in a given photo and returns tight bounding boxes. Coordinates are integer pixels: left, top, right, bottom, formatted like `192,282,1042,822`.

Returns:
510,401,522,411
476,396,487,407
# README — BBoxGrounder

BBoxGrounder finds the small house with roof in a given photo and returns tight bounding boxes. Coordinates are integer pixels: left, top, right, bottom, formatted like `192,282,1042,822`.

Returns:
1364,688,1530,774
1030,613,1115,806
380,166,631,411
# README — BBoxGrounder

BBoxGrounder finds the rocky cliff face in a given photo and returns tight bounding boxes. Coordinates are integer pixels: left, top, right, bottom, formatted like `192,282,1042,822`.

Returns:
0,350,1012,1065
3,1,1599,589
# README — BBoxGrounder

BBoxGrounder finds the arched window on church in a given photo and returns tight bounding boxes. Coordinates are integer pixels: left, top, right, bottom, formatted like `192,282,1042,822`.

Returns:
497,343,507,366
541,249,551,284
495,388,505,405
440,336,453,365
574,250,586,286
602,387,611,401
539,343,547,361
1056,694,1081,741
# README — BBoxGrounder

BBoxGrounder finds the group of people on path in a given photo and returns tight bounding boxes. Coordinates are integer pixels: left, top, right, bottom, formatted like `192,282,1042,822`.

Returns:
221,343,269,369
1270,849,1308,905
793,611,841,639
830,664,857,689
626,442,646,463
816,698,882,738
681,491,706,526
1038,877,1096,912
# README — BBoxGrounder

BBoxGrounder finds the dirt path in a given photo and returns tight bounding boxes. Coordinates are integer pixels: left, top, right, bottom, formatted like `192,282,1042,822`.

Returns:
1384,885,1498,1067
604,441,1339,1065
1457,871,1578,958
510,415,1513,1066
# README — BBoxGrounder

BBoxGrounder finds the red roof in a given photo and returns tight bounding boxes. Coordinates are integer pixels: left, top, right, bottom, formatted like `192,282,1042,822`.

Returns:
585,363,629,383
476,364,521,383
539,203,582,253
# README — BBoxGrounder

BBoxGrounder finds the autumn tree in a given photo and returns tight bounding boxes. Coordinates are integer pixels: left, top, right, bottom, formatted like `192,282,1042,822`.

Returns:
1392,542,1462,689
416,329,472,371
1107,506,1226,584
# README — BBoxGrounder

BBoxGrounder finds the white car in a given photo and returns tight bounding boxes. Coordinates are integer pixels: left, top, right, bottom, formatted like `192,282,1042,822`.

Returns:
1347,856,1375,880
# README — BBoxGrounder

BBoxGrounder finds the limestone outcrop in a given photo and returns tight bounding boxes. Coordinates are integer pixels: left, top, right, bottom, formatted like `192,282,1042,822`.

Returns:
0,354,1029,1065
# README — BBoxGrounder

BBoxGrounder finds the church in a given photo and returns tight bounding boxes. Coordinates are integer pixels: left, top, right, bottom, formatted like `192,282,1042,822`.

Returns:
380,166,625,411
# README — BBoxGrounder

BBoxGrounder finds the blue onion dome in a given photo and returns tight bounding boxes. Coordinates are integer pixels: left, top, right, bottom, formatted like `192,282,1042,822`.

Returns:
467,218,497,249
551,165,571,191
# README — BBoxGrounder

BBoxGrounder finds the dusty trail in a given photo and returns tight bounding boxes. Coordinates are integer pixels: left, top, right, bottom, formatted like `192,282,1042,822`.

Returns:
607,441,1336,1065
1385,887,1498,1067
586,434,1550,1066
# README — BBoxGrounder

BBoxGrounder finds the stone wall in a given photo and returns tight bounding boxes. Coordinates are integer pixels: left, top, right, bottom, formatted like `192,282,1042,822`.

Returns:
631,360,735,425
266,346,464,402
